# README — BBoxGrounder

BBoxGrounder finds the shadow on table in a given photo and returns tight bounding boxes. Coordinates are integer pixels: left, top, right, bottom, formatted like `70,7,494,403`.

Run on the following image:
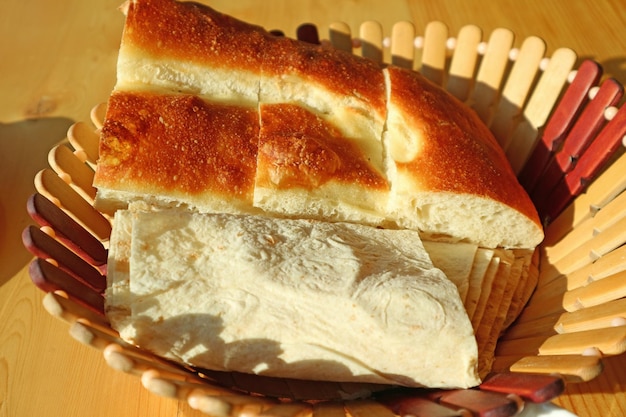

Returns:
0,116,74,287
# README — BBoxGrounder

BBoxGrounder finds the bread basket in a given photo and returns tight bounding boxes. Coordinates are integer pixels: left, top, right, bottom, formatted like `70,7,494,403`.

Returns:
22,19,626,417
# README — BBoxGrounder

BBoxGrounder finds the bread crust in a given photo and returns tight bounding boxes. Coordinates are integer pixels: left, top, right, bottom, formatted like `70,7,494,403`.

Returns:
95,90,259,211
386,66,540,229
121,0,271,71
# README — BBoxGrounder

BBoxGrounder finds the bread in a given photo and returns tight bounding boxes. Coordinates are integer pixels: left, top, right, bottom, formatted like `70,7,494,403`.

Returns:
93,0,543,250
106,206,480,389
383,66,543,248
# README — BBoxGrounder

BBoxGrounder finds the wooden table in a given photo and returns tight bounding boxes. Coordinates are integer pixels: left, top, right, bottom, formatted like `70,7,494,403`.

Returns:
1,0,625,416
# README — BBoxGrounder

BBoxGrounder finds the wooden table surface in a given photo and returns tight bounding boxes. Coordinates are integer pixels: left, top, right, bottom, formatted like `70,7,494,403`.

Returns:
1,0,625,416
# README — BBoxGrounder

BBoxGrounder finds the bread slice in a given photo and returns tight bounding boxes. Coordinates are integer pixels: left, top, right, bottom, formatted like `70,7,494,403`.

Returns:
254,35,389,224
107,207,480,389
94,89,260,214
383,66,543,248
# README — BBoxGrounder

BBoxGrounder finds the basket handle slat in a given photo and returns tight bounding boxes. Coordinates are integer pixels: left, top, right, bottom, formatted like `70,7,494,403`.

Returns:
490,36,546,149
467,28,514,125
359,21,384,63
540,104,626,222
518,59,603,193
390,21,415,69
27,193,108,266
35,168,112,241
29,258,105,314
446,24,482,102
505,47,578,174
420,21,448,86
22,225,106,292
328,22,353,52
530,78,623,204
48,143,97,203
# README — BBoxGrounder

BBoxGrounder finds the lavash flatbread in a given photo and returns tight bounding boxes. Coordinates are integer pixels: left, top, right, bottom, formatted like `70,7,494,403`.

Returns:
106,207,480,389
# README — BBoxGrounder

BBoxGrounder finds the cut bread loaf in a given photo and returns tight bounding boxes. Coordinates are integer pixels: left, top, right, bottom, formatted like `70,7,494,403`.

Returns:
106,206,480,389
93,0,543,249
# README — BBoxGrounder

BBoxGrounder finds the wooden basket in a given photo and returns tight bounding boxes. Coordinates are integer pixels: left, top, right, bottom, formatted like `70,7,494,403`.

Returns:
22,20,626,417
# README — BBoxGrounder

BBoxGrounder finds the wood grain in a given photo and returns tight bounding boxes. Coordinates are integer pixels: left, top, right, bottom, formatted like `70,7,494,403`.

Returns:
2,1,626,417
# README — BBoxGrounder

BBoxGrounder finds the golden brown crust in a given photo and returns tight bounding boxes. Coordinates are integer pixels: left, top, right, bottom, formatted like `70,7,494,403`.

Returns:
122,0,271,70
261,36,387,120
94,90,259,205
387,66,541,229
256,103,389,191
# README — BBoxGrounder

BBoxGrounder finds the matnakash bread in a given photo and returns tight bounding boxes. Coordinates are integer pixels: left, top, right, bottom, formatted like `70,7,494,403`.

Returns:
95,0,545,390
93,0,543,250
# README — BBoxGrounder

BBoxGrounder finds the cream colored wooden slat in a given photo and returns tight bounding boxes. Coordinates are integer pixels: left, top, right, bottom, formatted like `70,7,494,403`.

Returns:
187,391,276,417
34,168,112,241
492,355,603,383
543,189,626,266
67,121,100,166
556,298,626,333
505,47,577,173
561,244,626,290
539,325,626,356
48,144,96,203
446,24,482,102
328,21,353,52
544,215,626,282
562,270,626,312
490,36,546,149
467,28,514,125
90,102,107,130
359,21,383,62
419,20,448,85
42,291,110,329
390,21,415,69
543,153,626,247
